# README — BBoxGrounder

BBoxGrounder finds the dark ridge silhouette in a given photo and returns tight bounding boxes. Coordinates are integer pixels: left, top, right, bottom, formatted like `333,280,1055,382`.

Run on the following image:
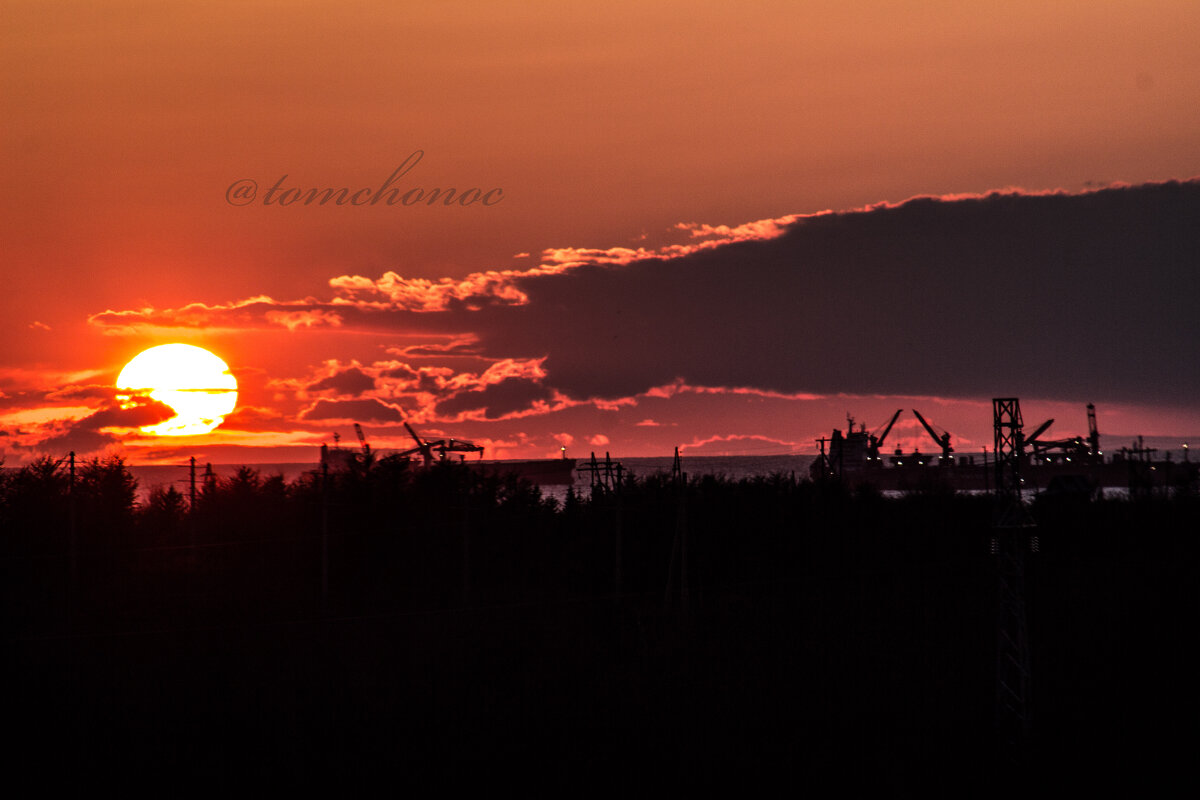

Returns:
1,455,1195,790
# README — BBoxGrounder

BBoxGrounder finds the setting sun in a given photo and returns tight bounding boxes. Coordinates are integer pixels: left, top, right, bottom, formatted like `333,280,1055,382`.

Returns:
116,344,238,436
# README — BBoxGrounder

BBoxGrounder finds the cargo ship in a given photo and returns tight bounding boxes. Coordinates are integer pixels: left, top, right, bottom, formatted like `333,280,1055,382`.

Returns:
811,404,1197,495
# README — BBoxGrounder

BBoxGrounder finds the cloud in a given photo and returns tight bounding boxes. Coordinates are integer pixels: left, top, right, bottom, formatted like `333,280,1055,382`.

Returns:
307,366,376,396
389,338,485,358
84,399,178,430
373,363,455,396
32,396,177,455
35,427,119,455
264,309,343,331
328,269,537,311
89,296,347,334
640,379,824,402
434,378,554,420
472,358,546,385
219,404,290,430
322,221,801,311
300,397,406,422
378,362,420,380
85,211,803,331
85,180,1200,409
461,180,1200,405
680,433,801,455
44,384,119,403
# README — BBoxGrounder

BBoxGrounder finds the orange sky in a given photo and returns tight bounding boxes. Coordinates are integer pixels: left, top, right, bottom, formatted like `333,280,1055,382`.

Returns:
3,1,1199,465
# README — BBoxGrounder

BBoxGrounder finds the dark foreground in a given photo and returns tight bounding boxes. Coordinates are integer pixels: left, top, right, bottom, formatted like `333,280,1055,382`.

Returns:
3,457,1196,792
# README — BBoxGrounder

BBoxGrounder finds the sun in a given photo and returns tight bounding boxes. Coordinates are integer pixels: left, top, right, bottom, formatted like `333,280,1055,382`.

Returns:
116,344,238,436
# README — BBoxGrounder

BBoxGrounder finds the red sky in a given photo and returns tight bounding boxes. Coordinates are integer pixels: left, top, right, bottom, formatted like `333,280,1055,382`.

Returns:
3,1,1200,465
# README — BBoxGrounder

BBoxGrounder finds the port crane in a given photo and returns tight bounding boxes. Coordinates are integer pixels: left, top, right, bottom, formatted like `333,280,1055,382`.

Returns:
867,409,903,463
354,423,371,456
1024,418,1054,448
398,419,484,467
912,409,955,464
1034,403,1102,463
1021,417,1079,465
1025,420,1096,464
319,424,376,472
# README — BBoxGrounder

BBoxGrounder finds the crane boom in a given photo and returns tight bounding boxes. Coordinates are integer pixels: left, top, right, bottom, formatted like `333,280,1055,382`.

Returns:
398,419,483,466
912,409,954,460
912,409,941,447
402,421,434,465
1025,418,1054,445
354,423,370,454
402,421,424,449
876,409,903,448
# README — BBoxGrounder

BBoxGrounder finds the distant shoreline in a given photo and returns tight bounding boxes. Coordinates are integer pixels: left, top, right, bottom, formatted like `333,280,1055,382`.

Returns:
124,455,816,501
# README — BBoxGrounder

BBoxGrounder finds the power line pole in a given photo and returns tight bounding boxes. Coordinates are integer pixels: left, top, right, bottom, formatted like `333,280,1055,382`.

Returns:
321,458,329,618
665,447,689,615
577,452,626,601
991,398,1035,767
67,451,77,631
610,453,623,603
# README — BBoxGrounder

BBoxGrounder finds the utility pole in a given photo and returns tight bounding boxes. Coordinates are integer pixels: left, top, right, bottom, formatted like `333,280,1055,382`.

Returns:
68,450,76,545
67,451,77,630
611,453,623,603
813,436,837,482
321,458,329,618
665,447,689,615
577,452,625,601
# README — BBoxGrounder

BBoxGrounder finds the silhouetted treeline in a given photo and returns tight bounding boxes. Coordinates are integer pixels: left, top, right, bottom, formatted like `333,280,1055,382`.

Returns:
2,455,1196,791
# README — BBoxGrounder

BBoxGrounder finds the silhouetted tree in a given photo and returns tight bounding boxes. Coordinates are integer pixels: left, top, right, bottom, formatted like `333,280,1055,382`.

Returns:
139,484,188,542
74,455,137,547
0,455,71,555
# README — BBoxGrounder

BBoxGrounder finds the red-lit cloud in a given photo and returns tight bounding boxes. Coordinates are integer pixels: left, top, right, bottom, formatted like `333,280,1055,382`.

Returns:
28,396,177,456
85,181,1200,413
680,433,800,455
307,365,377,397
301,398,406,423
